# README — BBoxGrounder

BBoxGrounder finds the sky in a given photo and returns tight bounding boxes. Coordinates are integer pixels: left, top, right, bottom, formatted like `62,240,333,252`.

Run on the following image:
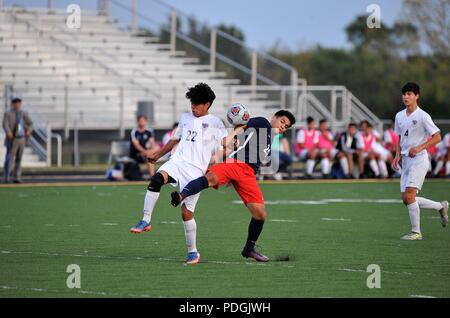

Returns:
163,0,405,50
4,0,405,50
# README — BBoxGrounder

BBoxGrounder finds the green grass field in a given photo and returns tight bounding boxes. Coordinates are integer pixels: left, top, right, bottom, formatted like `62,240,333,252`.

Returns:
0,180,449,298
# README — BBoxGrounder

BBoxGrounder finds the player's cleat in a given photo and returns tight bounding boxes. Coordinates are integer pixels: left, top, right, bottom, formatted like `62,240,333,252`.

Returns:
129,220,151,234
185,251,201,265
400,232,423,241
241,246,269,262
439,201,449,228
170,191,182,207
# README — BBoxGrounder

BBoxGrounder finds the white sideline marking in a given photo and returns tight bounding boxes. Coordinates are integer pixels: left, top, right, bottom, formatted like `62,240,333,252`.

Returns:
161,221,180,224
409,294,436,298
0,285,163,298
321,218,352,222
337,268,364,273
233,198,403,205
44,224,54,226
0,250,294,268
102,223,118,226
270,219,298,223
337,268,414,276
95,192,112,196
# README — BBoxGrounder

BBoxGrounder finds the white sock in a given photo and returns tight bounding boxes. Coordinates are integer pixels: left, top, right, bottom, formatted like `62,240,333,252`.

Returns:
142,190,160,224
407,201,421,234
306,159,315,175
433,160,444,176
340,157,349,175
321,158,330,175
378,160,388,178
370,159,380,176
183,219,197,253
446,162,450,175
417,197,443,211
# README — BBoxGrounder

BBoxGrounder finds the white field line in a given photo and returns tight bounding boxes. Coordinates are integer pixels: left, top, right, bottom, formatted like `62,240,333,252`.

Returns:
321,218,352,222
0,250,294,268
409,294,437,298
270,219,298,223
160,221,180,225
233,198,403,205
337,268,415,276
0,285,165,298
102,223,118,226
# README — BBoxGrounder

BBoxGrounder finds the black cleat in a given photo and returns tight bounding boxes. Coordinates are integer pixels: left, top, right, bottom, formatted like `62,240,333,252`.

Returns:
170,191,182,207
241,246,269,262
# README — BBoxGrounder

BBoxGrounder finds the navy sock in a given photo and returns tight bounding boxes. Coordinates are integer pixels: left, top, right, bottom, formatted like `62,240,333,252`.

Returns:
245,218,265,249
180,176,209,199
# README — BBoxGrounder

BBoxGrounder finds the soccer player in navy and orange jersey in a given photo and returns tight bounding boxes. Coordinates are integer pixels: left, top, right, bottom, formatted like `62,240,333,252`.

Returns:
170,110,296,262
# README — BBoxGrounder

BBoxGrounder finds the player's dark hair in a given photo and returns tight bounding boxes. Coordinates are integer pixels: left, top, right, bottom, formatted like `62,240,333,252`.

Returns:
319,119,327,125
137,115,147,121
185,83,216,108
348,122,357,129
11,97,22,104
274,110,296,127
173,122,179,128
366,122,373,129
306,116,314,124
402,82,420,95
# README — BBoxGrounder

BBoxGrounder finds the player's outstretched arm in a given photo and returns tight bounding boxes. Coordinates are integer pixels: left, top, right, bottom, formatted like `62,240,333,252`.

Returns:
222,125,246,149
147,139,179,163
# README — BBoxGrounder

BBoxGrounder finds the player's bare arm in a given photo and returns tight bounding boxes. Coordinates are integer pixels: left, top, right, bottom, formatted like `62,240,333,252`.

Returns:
221,125,245,150
392,136,402,170
408,132,441,157
147,139,180,163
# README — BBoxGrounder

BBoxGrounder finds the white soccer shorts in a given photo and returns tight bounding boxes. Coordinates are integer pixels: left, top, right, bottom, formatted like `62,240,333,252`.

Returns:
157,159,204,212
400,153,429,193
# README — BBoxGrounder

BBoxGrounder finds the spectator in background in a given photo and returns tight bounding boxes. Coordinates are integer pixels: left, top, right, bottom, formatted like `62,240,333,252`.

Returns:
360,123,389,178
430,134,449,177
317,119,335,178
271,133,293,180
2,97,33,183
336,123,363,178
384,119,399,158
129,115,160,178
296,116,319,178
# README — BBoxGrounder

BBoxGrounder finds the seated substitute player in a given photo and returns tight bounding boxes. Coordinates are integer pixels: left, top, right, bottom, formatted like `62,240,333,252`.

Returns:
296,116,319,178
129,115,160,178
431,132,450,178
391,82,449,240
360,123,389,178
335,123,364,178
129,83,237,265
170,110,296,262
317,119,336,178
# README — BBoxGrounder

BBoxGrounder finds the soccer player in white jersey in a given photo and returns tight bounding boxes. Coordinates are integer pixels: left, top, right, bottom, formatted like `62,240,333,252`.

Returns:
129,83,232,264
392,82,449,240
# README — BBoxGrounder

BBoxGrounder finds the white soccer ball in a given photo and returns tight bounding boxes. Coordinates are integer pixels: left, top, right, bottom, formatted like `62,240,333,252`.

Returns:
226,103,250,126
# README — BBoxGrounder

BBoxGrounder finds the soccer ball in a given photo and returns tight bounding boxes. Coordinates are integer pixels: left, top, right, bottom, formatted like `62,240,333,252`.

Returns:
227,103,250,126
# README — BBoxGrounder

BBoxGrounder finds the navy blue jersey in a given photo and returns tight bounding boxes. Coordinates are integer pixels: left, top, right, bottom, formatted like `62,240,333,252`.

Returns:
129,128,152,158
230,117,272,173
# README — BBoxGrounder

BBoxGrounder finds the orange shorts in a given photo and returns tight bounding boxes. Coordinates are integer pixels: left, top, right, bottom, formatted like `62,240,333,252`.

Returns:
208,159,264,205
